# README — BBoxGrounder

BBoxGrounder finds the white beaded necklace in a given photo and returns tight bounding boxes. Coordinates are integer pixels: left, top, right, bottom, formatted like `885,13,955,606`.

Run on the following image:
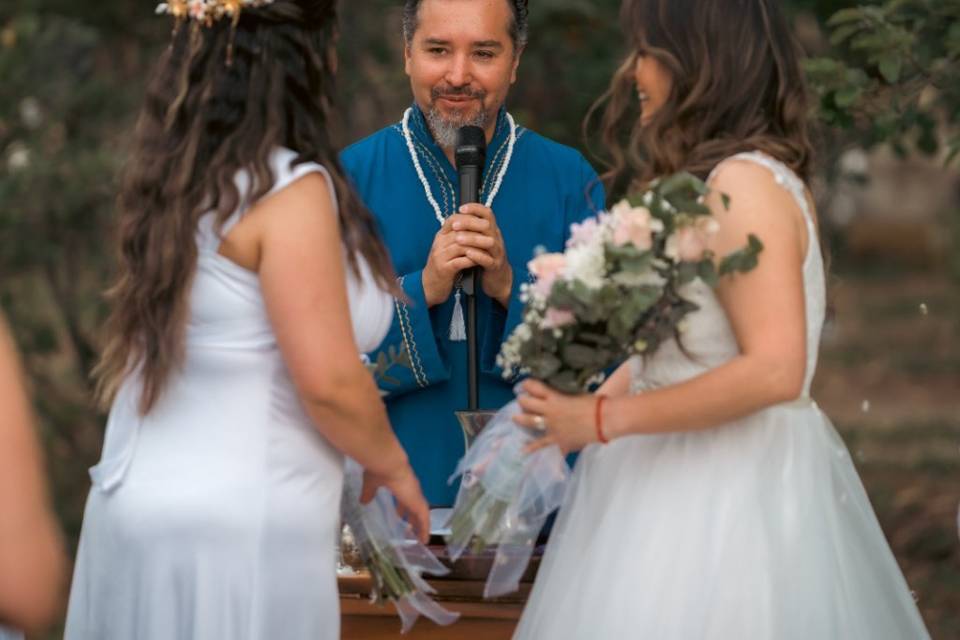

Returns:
401,107,517,225
401,106,518,341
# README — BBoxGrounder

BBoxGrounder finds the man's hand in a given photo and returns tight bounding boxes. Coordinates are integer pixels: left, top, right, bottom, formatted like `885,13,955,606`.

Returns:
422,215,480,307
451,203,513,308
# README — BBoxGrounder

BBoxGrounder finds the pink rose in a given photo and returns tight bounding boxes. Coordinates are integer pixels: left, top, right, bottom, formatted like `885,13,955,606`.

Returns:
542,307,576,329
528,253,567,297
611,201,656,250
667,217,720,262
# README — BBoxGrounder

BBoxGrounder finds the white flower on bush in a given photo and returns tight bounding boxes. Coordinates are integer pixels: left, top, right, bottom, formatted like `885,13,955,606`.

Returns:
609,200,663,250
665,216,720,262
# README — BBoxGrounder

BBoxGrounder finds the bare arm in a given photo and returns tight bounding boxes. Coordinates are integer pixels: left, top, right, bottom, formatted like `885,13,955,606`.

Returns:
596,361,633,398
223,172,429,540
518,162,811,451
0,317,65,634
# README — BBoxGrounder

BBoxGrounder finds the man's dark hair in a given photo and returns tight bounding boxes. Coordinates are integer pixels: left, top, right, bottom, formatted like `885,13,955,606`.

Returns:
402,0,529,52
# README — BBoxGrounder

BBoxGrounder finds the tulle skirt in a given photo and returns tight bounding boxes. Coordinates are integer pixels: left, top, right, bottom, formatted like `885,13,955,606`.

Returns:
514,400,930,639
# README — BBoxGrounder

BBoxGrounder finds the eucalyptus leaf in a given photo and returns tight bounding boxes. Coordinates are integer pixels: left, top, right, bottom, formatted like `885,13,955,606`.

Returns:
719,234,764,276
697,260,719,287
562,343,599,369
676,262,700,285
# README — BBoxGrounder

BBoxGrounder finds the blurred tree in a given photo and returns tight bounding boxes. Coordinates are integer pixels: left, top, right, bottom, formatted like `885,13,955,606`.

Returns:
0,7,161,536
804,0,960,277
806,0,960,164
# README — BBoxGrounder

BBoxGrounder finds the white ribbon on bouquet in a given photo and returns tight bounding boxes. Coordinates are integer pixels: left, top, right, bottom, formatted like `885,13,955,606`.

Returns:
446,399,571,598
341,459,459,633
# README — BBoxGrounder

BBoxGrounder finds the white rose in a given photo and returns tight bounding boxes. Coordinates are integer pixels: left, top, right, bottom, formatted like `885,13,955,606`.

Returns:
564,242,606,289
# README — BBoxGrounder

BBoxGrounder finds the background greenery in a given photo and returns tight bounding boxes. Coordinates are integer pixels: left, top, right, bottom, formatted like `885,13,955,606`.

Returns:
1,0,957,636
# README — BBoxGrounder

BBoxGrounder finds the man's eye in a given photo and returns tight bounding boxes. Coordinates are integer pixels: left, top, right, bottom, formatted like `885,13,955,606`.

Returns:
475,50,495,60
429,48,447,55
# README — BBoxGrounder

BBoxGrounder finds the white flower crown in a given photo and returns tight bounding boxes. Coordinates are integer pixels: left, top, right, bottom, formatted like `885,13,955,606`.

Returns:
155,0,275,26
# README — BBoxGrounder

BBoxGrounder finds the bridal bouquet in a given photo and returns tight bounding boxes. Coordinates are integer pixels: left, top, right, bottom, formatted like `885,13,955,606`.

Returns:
340,460,459,633
447,172,763,597
336,349,458,633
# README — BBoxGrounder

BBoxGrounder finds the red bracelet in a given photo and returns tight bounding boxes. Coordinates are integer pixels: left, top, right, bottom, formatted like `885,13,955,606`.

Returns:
595,395,609,444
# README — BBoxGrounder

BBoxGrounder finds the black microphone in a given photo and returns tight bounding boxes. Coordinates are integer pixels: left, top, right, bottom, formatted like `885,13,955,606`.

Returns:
455,126,487,297
455,125,486,411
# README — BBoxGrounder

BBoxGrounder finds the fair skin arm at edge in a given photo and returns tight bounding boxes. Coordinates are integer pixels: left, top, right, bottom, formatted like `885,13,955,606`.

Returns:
0,318,66,634
220,174,429,541
518,163,812,452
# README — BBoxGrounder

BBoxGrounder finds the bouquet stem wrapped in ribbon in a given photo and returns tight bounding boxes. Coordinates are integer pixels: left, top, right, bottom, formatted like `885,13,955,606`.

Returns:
445,172,763,597
446,399,569,598
340,459,459,633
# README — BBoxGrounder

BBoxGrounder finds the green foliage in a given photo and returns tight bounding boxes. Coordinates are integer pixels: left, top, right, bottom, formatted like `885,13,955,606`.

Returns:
719,235,765,276
806,0,960,163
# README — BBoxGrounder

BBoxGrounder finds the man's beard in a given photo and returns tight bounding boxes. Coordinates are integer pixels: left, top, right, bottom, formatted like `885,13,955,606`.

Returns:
426,86,491,149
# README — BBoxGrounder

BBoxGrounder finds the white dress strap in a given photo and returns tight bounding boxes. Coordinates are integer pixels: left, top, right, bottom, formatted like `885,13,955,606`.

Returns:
707,150,824,398
223,149,337,236
707,151,815,239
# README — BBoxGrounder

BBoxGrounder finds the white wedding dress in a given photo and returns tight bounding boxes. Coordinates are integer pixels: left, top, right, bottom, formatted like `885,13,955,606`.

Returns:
64,149,393,639
514,152,930,639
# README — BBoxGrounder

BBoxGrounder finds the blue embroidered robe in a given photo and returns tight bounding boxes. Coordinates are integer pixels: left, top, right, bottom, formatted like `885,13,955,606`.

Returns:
341,106,605,506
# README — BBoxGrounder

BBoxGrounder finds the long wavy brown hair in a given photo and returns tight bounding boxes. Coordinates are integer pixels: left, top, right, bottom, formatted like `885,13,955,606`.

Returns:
95,0,398,415
589,0,814,199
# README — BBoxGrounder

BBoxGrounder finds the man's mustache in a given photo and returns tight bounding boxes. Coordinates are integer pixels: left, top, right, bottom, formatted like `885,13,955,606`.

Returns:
431,85,486,101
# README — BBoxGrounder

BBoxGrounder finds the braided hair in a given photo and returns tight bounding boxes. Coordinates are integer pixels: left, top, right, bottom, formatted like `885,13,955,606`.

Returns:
95,0,399,414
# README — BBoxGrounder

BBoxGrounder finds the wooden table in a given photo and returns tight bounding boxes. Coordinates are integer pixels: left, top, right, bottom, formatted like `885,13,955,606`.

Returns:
339,545,540,639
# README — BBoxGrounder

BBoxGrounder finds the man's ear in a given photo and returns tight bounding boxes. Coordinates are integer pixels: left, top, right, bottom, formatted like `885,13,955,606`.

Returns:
510,46,525,84
404,40,413,76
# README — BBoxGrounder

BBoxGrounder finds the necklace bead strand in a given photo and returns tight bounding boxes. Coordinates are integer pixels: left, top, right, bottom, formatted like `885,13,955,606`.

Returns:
402,108,446,226
401,107,517,226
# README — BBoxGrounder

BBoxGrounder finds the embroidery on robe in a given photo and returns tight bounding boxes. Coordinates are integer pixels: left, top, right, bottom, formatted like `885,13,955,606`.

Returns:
394,275,429,389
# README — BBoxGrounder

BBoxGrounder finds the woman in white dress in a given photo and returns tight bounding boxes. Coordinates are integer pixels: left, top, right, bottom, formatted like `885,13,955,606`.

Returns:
64,1,429,638
513,0,931,638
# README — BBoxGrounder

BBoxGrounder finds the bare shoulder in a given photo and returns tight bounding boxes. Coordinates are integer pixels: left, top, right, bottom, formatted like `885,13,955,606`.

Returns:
711,158,802,211
248,170,335,227
704,158,811,258
219,170,337,271
706,158,809,233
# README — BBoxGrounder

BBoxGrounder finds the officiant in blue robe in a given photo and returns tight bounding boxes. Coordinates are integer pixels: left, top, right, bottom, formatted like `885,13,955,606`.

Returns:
340,0,604,506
